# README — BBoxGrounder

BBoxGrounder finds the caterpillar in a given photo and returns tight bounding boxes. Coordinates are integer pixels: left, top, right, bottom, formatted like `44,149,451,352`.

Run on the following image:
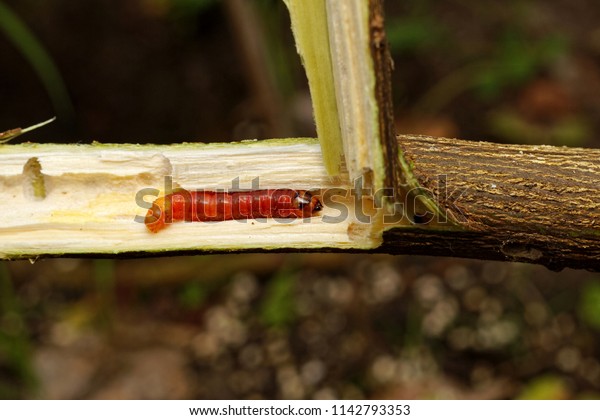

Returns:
145,188,323,233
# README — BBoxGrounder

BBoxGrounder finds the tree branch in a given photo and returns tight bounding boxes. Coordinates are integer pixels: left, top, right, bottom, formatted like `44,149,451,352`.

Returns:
384,135,600,271
1,136,598,272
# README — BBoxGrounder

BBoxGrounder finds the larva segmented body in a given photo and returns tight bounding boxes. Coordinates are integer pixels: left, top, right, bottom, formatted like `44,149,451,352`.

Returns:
145,188,322,233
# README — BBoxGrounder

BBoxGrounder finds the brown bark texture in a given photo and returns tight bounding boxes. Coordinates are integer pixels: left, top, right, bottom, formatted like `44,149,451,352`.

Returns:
369,0,403,197
383,135,600,271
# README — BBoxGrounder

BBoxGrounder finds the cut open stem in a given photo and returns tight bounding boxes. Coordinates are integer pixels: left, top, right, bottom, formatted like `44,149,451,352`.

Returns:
0,136,599,272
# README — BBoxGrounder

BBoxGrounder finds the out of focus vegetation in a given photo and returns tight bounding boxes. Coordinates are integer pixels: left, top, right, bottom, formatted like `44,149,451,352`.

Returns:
1,0,600,399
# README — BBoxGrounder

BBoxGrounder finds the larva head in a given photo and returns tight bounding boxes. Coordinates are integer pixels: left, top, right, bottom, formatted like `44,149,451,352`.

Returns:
293,190,323,216
145,196,166,233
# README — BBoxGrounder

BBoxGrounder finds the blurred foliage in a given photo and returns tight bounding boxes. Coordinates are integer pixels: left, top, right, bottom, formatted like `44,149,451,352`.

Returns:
254,0,298,101
169,0,218,14
578,281,600,331
179,281,210,310
488,112,590,146
473,31,568,101
93,260,115,329
518,374,570,400
0,263,36,398
140,0,218,20
260,269,296,328
386,0,578,146
386,16,443,54
389,21,567,108
0,1,73,122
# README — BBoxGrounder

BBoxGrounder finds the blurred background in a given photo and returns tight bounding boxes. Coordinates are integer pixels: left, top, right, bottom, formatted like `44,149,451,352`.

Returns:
1,0,600,399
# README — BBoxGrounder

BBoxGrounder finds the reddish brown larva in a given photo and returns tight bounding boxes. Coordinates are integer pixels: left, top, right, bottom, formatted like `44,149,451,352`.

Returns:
145,189,322,233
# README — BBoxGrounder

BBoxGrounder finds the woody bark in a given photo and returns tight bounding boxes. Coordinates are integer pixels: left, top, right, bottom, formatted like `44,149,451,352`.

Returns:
383,135,600,272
